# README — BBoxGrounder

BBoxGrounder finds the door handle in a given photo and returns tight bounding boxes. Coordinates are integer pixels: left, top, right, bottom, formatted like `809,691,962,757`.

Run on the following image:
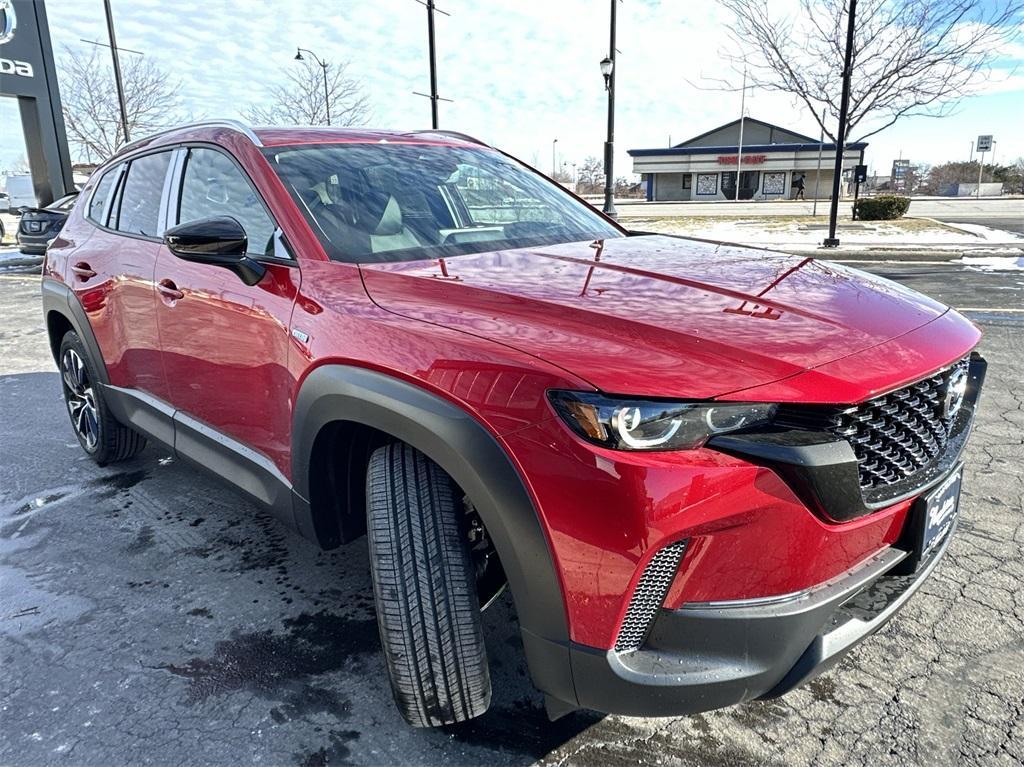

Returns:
71,262,96,280
157,279,185,302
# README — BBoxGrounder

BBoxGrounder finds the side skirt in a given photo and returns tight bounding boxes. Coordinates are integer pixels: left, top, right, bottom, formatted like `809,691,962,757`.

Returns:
101,384,302,533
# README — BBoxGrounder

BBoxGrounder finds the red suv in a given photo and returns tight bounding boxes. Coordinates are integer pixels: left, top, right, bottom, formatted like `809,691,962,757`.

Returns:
42,121,985,728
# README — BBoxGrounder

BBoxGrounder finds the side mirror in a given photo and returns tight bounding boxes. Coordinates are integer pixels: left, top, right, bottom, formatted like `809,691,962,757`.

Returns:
163,216,266,286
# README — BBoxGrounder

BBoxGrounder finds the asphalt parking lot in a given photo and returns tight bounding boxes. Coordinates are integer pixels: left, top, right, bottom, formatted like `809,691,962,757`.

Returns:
1,259,1022,767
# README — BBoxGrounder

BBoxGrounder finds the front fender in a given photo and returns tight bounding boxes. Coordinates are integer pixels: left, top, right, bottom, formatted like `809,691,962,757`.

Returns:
291,364,577,706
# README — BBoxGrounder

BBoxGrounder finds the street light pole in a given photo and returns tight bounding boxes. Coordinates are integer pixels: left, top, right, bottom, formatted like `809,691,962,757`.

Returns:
735,68,746,202
601,0,618,219
812,126,824,216
823,0,857,248
103,0,130,146
552,138,558,178
295,48,331,125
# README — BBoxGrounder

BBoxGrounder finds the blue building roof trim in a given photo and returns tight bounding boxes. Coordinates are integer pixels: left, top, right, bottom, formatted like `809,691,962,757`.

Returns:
628,141,869,157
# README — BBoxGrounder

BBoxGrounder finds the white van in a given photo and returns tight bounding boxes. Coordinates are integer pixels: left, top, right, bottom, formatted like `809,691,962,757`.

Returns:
3,175,36,213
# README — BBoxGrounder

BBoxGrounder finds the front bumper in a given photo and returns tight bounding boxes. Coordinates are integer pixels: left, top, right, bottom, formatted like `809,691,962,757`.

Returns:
556,517,956,717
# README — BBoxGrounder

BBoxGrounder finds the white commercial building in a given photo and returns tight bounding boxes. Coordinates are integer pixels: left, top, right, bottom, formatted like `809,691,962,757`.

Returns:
629,118,867,202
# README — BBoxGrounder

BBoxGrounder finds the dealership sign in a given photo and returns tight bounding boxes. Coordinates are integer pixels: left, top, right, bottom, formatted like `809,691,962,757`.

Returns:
718,154,767,165
0,0,75,207
0,0,33,77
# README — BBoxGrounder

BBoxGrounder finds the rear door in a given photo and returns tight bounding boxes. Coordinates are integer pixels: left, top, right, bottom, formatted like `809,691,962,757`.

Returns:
69,152,174,400
153,145,300,475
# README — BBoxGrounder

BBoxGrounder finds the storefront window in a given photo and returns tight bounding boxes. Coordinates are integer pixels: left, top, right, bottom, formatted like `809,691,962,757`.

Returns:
696,174,718,195
763,172,786,195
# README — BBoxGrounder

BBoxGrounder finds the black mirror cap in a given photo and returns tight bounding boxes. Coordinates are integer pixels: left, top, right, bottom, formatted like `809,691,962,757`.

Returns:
164,215,248,260
163,216,266,286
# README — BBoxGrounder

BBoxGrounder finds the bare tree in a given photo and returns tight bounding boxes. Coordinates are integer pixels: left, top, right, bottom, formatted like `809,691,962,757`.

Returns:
60,45,181,162
715,0,1023,141
576,156,605,194
246,59,370,127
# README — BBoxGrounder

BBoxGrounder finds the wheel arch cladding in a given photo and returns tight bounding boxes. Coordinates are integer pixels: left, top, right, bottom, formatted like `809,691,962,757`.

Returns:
291,365,578,704
41,277,110,385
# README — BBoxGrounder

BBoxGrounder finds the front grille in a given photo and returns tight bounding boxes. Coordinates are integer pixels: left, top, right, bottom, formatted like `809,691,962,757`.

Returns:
776,357,969,492
614,540,687,653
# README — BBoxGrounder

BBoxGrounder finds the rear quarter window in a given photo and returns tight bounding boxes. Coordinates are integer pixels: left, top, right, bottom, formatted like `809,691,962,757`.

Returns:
87,170,118,224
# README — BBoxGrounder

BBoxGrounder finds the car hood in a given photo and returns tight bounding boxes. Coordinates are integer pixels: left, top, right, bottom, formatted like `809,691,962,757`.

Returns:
359,235,950,400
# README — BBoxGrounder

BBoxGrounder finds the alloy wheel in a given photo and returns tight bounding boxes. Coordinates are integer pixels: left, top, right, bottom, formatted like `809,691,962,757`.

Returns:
61,348,99,451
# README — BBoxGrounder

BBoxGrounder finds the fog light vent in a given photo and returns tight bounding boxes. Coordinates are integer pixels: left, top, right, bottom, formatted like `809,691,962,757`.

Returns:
613,540,688,653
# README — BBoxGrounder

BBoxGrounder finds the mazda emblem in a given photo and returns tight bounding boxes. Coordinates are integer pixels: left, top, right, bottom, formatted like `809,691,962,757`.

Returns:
0,0,16,46
943,366,968,420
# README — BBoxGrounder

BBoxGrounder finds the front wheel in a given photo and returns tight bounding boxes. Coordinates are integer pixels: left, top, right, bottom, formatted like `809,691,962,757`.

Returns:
366,443,491,727
58,331,146,465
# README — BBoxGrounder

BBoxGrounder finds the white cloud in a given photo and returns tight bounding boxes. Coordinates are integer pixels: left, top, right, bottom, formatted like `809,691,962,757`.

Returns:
3,0,1021,175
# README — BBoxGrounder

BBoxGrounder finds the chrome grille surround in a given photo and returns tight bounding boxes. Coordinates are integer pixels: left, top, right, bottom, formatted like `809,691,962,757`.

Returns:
614,540,688,653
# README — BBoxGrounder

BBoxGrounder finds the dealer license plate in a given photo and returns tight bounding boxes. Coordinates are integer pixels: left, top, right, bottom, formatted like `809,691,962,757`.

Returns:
919,466,963,560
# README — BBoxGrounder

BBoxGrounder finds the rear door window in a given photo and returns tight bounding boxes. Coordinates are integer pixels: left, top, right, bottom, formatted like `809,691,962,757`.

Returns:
115,152,173,237
177,148,276,257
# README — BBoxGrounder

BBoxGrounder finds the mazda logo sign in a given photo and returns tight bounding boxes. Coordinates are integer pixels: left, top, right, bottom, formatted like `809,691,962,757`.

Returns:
0,0,15,45
943,365,968,420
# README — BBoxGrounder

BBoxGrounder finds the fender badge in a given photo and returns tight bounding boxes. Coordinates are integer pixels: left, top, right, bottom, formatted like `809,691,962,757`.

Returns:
291,328,310,344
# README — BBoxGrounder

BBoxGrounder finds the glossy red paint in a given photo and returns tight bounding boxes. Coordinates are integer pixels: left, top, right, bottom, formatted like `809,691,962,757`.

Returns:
46,125,982,658
359,237,955,401
500,415,913,648
60,206,169,400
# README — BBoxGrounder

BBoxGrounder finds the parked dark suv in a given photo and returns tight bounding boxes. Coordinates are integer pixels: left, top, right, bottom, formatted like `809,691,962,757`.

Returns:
42,121,984,727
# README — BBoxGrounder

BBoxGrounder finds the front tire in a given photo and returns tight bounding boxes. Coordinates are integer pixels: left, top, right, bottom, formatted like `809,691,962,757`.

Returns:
366,443,491,727
58,330,146,466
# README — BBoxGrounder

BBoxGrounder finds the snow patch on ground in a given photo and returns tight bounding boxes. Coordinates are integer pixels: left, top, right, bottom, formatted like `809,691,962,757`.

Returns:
959,255,1024,271
634,217,1023,251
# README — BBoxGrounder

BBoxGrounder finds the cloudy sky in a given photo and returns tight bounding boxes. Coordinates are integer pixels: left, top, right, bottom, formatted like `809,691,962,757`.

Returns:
2,0,1022,178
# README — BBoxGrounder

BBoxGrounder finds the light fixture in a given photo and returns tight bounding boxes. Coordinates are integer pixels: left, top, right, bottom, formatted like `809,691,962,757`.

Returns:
294,48,303,61
599,57,613,90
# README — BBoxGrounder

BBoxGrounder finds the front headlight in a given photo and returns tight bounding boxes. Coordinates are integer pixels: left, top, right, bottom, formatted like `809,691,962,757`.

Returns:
548,391,776,451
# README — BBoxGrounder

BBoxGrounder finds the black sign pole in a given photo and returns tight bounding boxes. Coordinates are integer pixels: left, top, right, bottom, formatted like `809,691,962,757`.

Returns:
823,0,856,247
103,0,130,146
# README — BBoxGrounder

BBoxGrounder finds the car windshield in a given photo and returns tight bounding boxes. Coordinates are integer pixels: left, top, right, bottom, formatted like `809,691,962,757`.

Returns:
264,142,623,263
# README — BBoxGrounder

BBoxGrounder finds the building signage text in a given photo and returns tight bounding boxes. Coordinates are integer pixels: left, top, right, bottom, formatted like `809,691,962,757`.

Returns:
717,154,767,165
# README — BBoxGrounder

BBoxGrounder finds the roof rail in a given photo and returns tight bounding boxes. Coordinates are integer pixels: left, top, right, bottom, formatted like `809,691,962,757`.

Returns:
404,129,488,146
123,119,263,152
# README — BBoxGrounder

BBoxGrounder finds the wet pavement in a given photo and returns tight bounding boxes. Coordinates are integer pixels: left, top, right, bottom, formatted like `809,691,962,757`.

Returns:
1,261,1022,766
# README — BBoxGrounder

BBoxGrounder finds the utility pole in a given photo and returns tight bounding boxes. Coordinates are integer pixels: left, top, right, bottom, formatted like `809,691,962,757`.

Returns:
969,140,974,163
426,0,439,128
823,0,856,248
103,0,131,146
735,68,746,201
413,0,451,127
601,0,618,219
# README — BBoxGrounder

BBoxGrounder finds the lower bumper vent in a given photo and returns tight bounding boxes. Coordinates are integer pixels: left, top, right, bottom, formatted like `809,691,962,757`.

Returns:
614,540,688,652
